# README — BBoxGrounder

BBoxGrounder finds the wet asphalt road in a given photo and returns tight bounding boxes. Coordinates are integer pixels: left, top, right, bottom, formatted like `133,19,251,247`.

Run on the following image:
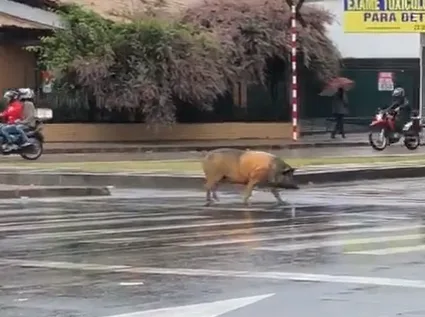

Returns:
2,179,425,316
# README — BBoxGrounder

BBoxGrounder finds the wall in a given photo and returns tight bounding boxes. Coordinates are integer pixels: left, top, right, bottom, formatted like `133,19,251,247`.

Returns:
0,44,36,93
342,60,420,116
42,123,293,142
310,0,420,58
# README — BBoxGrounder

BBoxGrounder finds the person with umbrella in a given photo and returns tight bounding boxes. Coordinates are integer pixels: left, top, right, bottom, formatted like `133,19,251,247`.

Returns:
320,77,354,139
331,87,349,138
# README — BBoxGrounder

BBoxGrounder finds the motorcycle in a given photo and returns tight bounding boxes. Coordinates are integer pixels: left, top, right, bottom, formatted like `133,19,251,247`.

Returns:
0,119,45,160
368,108,422,151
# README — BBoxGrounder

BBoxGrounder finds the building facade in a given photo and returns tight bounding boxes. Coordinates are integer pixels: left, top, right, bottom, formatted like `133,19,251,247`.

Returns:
0,0,61,95
303,0,420,120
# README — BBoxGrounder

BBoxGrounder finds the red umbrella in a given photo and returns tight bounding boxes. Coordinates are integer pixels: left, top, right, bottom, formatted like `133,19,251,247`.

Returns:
319,77,355,96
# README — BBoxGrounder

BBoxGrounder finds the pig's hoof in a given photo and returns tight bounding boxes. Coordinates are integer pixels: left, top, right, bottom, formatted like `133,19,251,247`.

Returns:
276,200,289,206
204,200,214,206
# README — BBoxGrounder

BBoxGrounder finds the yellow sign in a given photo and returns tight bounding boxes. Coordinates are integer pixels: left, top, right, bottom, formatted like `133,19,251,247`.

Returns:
344,0,425,33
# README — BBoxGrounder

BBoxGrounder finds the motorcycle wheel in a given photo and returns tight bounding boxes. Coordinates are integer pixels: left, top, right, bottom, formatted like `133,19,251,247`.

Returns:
19,137,43,160
404,134,420,150
369,128,388,151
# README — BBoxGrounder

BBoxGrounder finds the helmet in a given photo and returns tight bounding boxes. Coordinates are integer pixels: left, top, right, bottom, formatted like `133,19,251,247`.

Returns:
18,88,34,100
392,87,405,98
3,89,19,103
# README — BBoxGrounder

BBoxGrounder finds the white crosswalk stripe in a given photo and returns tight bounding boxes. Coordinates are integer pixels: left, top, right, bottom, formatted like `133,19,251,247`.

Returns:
0,185,423,259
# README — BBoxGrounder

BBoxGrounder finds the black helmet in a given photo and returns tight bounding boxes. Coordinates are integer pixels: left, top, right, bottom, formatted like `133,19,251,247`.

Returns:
392,87,405,98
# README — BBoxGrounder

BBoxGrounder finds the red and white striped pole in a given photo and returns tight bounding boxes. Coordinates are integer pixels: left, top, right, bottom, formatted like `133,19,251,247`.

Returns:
290,2,298,141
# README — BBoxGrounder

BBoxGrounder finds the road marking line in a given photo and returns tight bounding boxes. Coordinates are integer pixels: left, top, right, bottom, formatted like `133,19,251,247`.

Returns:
78,222,363,245
198,206,300,212
14,298,28,302
0,208,60,216
104,293,274,317
177,224,425,247
346,244,425,255
0,215,213,232
341,213,411,220
255,233,425,252
11,218,287,239
2,258,425,289
119,282,144,286
83,237,149,244
0,213,175,226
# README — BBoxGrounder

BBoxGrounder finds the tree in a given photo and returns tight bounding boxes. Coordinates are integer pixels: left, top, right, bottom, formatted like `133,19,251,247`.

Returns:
30,4,228,125
180,0,341,84
31,0,341,125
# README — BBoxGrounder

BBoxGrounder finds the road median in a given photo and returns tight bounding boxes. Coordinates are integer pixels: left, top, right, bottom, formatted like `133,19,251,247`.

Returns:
0,155,424,189
0,185,111,199
0,164,423,189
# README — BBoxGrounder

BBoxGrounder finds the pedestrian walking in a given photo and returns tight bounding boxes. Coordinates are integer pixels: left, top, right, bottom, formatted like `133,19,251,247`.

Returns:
331,87,349,139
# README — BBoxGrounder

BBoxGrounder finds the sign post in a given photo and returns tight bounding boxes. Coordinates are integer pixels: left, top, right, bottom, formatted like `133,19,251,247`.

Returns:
290,2,298,141
377,72,394,92
286,0,305,141
420,34,425,118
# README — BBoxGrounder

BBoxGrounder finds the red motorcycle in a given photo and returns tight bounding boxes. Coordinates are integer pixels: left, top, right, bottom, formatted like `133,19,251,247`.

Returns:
368,108,422,151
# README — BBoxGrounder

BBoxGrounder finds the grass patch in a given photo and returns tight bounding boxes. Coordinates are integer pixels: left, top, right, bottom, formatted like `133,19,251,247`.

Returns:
7,154,425,173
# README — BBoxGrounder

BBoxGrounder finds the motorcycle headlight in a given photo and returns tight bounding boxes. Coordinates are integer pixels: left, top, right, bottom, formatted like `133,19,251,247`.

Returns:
376,113,382,120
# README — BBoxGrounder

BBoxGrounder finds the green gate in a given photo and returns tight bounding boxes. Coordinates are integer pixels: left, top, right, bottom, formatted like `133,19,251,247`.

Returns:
301,58,420,121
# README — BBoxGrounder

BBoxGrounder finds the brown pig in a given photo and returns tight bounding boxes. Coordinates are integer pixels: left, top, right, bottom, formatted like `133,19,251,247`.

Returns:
201,148,299,206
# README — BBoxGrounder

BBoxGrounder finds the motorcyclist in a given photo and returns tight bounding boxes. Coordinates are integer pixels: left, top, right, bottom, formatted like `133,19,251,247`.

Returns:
0,90,31,152
384,87,411,135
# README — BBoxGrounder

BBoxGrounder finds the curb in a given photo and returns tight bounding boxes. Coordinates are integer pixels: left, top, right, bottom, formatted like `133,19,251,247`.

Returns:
0,186,111,199
43,141,370,154
0,166,423,189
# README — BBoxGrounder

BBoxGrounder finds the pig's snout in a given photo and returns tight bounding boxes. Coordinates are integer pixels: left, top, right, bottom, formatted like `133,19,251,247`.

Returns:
276,181,299,190
276,172,299,190
283,183,299,190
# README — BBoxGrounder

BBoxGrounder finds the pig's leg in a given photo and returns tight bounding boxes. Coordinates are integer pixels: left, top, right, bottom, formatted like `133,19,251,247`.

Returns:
243,169,268,205
205,176,221,206
270,188,286,205
242,179,258,206
212,184,219,201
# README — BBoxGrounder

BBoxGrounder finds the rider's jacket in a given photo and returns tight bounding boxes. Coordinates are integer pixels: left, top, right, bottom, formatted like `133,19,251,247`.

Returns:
388,96,409,111
0,100,23,124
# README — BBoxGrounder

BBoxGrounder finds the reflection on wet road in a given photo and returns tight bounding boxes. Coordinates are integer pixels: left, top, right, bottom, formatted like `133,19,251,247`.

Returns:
2,178,425,316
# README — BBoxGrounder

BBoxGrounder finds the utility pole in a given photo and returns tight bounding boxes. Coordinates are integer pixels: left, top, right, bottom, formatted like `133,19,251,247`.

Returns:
286,0,305,141
420,34,425,119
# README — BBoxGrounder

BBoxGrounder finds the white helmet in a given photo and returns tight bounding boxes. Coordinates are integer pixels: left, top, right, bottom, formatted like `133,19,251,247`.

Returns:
18,88,34,100
3,89,19,102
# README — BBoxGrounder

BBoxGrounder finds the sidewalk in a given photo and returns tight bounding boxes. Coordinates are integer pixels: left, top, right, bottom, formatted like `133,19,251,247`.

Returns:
43,133,369,154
